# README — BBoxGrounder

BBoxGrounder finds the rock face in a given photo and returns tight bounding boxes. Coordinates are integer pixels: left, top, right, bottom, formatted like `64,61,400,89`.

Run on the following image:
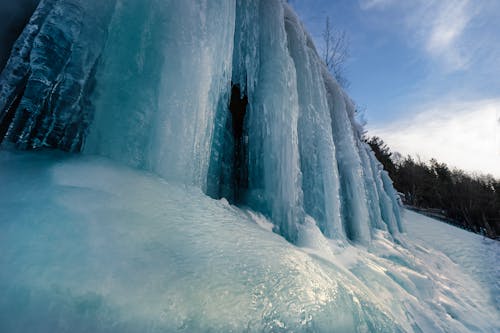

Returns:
0,0,403,243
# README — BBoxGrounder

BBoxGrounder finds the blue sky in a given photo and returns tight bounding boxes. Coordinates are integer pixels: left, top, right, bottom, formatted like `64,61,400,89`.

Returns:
289,0,500,177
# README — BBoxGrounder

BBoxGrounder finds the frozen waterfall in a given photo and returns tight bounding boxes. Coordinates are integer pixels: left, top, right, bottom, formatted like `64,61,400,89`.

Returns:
0,0,402,244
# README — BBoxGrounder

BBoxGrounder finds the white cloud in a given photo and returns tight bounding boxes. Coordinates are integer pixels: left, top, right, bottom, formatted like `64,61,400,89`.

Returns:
359,0,396,10
497,110,500,160
426,1,468,52
369,98,500,178
360,0,481,71
418,0,473,70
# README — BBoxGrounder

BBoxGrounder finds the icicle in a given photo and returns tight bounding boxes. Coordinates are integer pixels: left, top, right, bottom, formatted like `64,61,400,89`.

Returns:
284,5,344,240
323,72,371,244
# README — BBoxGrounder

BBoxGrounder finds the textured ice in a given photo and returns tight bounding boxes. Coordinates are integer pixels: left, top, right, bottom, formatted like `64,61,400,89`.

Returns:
0,0,116,151
0,151,498,332
0,0,402,244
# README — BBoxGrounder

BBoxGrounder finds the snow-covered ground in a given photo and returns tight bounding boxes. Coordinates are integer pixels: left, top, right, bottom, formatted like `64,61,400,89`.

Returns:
0,151,498,332
404,209,500,312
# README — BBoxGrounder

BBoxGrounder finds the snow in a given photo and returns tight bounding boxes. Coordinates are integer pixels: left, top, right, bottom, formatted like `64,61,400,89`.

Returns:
0,151,498,332
404,209,500,311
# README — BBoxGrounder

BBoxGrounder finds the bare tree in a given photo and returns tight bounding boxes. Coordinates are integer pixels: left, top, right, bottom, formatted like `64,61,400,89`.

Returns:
322,16,350,88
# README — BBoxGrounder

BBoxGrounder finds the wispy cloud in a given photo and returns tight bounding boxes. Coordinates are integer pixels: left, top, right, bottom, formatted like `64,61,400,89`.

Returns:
418,0,474,70
359,0,396,10
369,98,500,177
359,0,484,71
497,109,500,159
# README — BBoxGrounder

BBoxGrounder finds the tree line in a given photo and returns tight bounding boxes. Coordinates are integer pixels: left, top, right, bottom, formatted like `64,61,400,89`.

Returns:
366,136,500,239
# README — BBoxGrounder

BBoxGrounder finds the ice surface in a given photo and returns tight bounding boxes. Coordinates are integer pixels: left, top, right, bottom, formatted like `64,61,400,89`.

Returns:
0,151,498,332
0,0,403,244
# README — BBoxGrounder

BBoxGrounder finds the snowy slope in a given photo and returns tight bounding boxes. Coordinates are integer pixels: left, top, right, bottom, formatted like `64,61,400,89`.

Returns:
0,151,498,332
404,210,500,312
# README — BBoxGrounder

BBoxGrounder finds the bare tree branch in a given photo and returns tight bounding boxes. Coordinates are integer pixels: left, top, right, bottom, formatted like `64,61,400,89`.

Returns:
322,16,350,88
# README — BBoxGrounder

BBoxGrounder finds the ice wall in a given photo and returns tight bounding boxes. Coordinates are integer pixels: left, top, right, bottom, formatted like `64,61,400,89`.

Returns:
0,0,402,244
85,0,236,191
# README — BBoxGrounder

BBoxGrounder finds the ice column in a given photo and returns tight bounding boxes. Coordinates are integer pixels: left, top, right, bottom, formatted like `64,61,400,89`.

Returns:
86,0,237,191
323,73,371,244
284,6,344,240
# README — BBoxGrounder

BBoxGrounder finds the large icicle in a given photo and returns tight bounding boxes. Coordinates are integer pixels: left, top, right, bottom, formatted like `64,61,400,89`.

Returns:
365,146,399,234
86,0,236,190
148,0,236,189
215,0,305,242
84,0,170,169
284,6,344,240
246,0,305,242
381,169,405,233
323,73,372,244
358,140,386,233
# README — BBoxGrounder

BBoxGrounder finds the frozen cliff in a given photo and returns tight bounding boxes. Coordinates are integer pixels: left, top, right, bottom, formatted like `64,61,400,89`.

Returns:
0,0,402,244
1,1,499,332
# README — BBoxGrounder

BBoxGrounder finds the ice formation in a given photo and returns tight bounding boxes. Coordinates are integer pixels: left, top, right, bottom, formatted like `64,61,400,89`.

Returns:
0,0,403,244
1,1,499,332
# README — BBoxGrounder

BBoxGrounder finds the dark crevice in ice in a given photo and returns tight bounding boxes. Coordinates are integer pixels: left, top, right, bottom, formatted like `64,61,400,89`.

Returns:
206,83,249,205
229,84,249,203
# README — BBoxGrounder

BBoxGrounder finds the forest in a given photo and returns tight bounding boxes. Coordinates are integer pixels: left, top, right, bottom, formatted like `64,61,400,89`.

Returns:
366,136,500,239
